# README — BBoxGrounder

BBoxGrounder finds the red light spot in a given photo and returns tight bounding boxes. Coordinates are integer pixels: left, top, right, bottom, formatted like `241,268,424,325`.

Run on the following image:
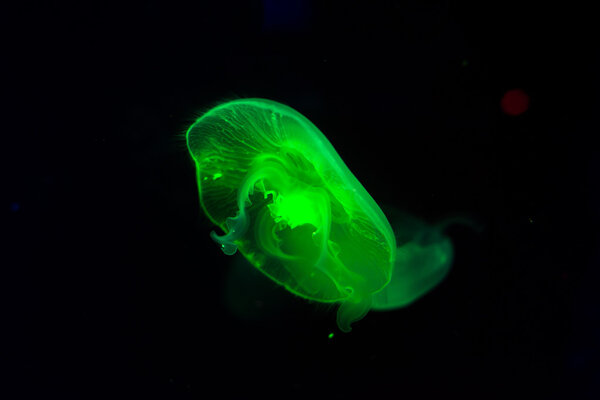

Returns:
501,88,530,116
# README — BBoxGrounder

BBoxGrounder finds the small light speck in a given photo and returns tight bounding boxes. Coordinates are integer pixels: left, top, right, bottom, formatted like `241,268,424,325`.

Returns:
461,59,469,67
528,217,534,223
328,333,334,339
10,202,20,212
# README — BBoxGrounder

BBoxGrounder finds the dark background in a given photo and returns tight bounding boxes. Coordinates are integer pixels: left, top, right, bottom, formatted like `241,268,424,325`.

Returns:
5,0,599,398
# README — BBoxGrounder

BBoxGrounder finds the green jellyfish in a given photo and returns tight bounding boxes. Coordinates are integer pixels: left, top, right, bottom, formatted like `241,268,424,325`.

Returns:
186,98,465,332
186,99,396,332
371,208,468,310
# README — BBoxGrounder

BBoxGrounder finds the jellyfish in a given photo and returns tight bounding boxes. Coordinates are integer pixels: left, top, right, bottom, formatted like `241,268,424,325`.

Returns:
370,208,477,311
186,98,471,332
186,98,396,332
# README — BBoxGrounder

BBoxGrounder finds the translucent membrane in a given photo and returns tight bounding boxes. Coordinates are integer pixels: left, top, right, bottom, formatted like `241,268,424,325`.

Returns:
371,208,468,310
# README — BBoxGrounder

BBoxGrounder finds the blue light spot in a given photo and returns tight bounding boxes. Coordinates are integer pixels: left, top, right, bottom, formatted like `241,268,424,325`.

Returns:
10,202,20,212
262,0,310,32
